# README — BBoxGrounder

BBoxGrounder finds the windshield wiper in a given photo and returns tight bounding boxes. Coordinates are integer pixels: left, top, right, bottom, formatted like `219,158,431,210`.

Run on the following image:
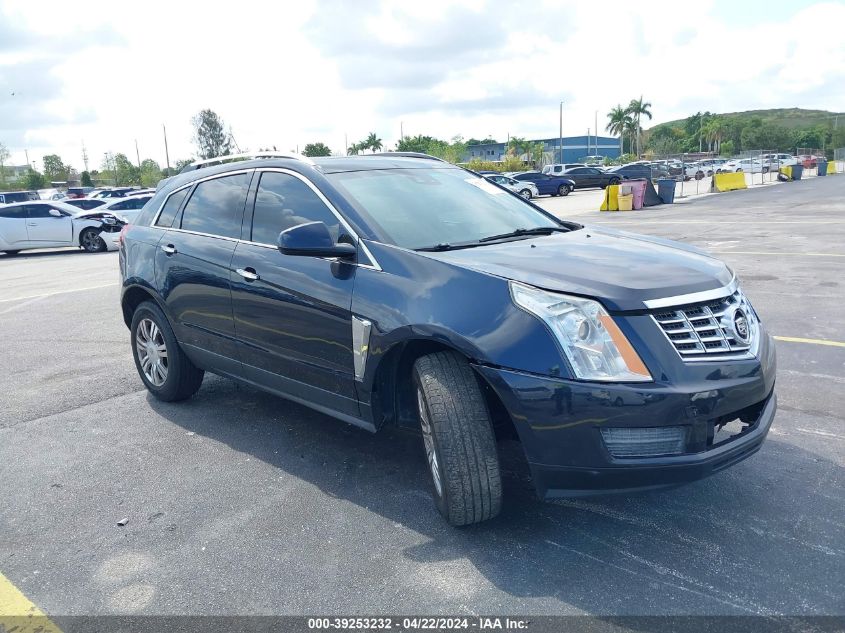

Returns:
478,226,569,243
415,242,482,252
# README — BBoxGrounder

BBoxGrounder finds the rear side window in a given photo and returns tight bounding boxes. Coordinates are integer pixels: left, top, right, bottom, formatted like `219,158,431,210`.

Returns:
155,188,190,228
180,173,248,239
251,172,340,245
0,206,26,218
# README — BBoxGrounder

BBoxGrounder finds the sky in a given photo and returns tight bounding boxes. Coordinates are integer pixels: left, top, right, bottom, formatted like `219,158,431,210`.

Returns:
1,0,843,172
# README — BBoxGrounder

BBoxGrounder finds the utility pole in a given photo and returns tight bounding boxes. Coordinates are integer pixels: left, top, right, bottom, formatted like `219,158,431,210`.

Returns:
587,128,590,156
163,124,171,175
24,149,30,171
400,121,404,141
135,139,142,182
82,142,89,172
595,110,598,157
344,133,348,156
558,101,563,164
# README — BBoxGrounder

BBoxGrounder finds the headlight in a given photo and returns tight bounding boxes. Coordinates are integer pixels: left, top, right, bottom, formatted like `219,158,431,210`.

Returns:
510,282,652,382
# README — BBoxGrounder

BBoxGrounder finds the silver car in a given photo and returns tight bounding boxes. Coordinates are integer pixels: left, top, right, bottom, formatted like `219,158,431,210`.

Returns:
483,174,540,199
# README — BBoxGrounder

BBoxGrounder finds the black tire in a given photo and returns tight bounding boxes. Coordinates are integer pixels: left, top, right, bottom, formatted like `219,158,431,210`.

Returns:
736,168,743,173
3,250,20,256
519,189,532,200
609,178,620,186
130,301,204,402
558,185,570,196
80,227,105,252
413,351,502,526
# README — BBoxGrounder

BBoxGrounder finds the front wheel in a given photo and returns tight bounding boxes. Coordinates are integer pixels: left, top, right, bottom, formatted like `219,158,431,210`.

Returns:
558,185,570,196
3,250,20,256
131,301,204,401
519,189,532,200
413,351,502,526
80,228,105,252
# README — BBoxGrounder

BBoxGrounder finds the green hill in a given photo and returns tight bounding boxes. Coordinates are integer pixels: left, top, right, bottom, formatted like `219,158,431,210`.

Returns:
650,108,840,133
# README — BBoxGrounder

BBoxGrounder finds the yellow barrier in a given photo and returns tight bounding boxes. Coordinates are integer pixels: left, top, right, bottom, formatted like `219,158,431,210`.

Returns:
600,184,620,211
712,172,747,192
780,166,793,179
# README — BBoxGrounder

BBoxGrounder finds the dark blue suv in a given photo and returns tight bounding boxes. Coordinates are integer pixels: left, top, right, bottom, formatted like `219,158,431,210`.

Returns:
119,152,776,526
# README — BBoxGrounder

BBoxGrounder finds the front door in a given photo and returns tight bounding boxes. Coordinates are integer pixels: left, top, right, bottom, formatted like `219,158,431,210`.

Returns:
230,169,359,416
25,204,73,243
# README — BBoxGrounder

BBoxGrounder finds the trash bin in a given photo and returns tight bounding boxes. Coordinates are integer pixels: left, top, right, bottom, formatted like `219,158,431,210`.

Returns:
627,179,647,209
617,194,633,211
817,160,828,176
656,179,676,204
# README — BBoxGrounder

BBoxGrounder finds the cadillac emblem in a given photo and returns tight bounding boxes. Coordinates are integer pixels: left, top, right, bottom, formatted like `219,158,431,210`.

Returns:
732,308,751,344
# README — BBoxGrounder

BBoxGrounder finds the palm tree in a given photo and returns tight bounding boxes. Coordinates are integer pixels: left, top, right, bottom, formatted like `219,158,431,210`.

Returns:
366,132,383,153
347,142,361,155
627,96,653,157
605,105,630,157
702,117,727,154
623,118,639,155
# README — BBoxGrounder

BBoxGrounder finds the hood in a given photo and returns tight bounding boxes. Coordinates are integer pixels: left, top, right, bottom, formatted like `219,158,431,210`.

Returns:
426,227,732,311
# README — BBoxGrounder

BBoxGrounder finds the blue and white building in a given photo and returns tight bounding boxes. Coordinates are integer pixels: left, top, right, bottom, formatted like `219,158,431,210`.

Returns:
462,135,621,164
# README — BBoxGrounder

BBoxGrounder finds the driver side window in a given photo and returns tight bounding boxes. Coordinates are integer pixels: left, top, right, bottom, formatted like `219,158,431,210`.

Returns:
251,172,340,246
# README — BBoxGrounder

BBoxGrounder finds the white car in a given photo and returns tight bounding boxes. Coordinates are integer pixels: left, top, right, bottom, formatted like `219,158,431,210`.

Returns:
717,158,768,174
483,174,540,199
83,195,153,224
761,153,798,170
0,200,124,255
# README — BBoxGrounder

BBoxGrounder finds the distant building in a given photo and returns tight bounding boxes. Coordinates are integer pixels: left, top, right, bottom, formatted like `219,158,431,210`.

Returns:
463,135,621,164
1,164,32,181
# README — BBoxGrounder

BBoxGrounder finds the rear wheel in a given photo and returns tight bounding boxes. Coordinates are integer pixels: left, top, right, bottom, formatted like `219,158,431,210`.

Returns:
130,301,204,402
80,228,105,252
609,178,620,186
3,250,20,256
558,185,570,196
519,188,532,200
413,351,502,526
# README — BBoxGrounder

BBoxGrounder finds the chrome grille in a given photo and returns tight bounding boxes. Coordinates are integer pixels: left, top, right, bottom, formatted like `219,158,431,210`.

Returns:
651,290,759,361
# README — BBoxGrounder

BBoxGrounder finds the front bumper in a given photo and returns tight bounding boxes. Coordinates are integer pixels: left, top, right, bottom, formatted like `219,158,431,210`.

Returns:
475,331,777,499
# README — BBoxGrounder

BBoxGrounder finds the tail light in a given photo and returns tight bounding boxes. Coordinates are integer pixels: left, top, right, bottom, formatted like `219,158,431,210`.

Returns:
118,223,131,247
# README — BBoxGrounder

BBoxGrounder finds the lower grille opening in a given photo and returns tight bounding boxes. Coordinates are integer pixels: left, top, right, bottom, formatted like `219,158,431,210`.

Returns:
708,397,766,448
601,426,687,458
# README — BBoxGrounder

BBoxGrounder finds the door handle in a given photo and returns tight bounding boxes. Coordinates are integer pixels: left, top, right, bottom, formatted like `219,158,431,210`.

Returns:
27,222,38,226
235,267,260,282
161,244,177,255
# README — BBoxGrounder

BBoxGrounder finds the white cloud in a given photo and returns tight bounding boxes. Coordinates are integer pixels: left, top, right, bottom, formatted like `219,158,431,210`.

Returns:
1,0,843,170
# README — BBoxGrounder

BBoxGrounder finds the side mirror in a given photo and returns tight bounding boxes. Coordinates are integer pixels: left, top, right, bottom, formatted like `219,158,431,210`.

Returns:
277,221,357,259
49,208,62,217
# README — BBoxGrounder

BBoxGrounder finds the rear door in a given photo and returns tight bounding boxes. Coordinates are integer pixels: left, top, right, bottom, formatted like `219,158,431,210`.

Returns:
230,169,360,416
154,171,251,368
25,204,74,244
0,205,30,249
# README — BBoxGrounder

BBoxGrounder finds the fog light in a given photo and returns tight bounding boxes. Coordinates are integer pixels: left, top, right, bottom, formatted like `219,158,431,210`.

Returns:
601,426,686,458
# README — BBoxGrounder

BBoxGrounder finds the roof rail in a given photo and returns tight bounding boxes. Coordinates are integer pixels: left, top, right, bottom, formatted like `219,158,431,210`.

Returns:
365,152,448,163
180,151,316,174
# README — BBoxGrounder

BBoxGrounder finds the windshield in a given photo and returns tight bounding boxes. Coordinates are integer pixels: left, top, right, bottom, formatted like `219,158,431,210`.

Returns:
326,167,561,250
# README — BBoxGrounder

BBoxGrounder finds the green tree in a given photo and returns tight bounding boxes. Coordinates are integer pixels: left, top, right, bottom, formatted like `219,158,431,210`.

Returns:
396,135,438,153
466,137,497,145
626,96,652,156
606,105,631,157
365,132,383,153
303,142,332,157
174,158,194,172
42,154,68,181
192,109,233,159
113,153,139,186
22,171,45,189
0,142,10,187
140,159,162,187
81,171,93,187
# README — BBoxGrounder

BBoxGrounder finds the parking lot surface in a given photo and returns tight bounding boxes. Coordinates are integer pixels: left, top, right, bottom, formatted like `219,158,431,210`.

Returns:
1,175,843,617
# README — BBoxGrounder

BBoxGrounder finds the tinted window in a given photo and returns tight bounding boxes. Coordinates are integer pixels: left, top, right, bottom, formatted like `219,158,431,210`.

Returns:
0,206,26,218
180,173,248,239
155,188,190,228
251,172,340,245
26,204,55,218
568,168,587,174
108,200,131,210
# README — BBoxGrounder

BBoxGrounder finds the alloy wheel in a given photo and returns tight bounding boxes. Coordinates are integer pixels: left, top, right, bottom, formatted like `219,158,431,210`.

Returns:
136,318,168,387
417,388,443,497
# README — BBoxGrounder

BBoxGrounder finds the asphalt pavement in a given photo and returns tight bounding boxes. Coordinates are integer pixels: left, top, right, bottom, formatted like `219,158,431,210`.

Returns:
1,175,843,617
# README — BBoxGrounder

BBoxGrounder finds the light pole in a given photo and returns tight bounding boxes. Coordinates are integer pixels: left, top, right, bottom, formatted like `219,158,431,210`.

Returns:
558,101,563,164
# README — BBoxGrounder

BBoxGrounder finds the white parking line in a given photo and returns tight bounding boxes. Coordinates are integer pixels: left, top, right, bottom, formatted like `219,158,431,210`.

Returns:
0,283,118,304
